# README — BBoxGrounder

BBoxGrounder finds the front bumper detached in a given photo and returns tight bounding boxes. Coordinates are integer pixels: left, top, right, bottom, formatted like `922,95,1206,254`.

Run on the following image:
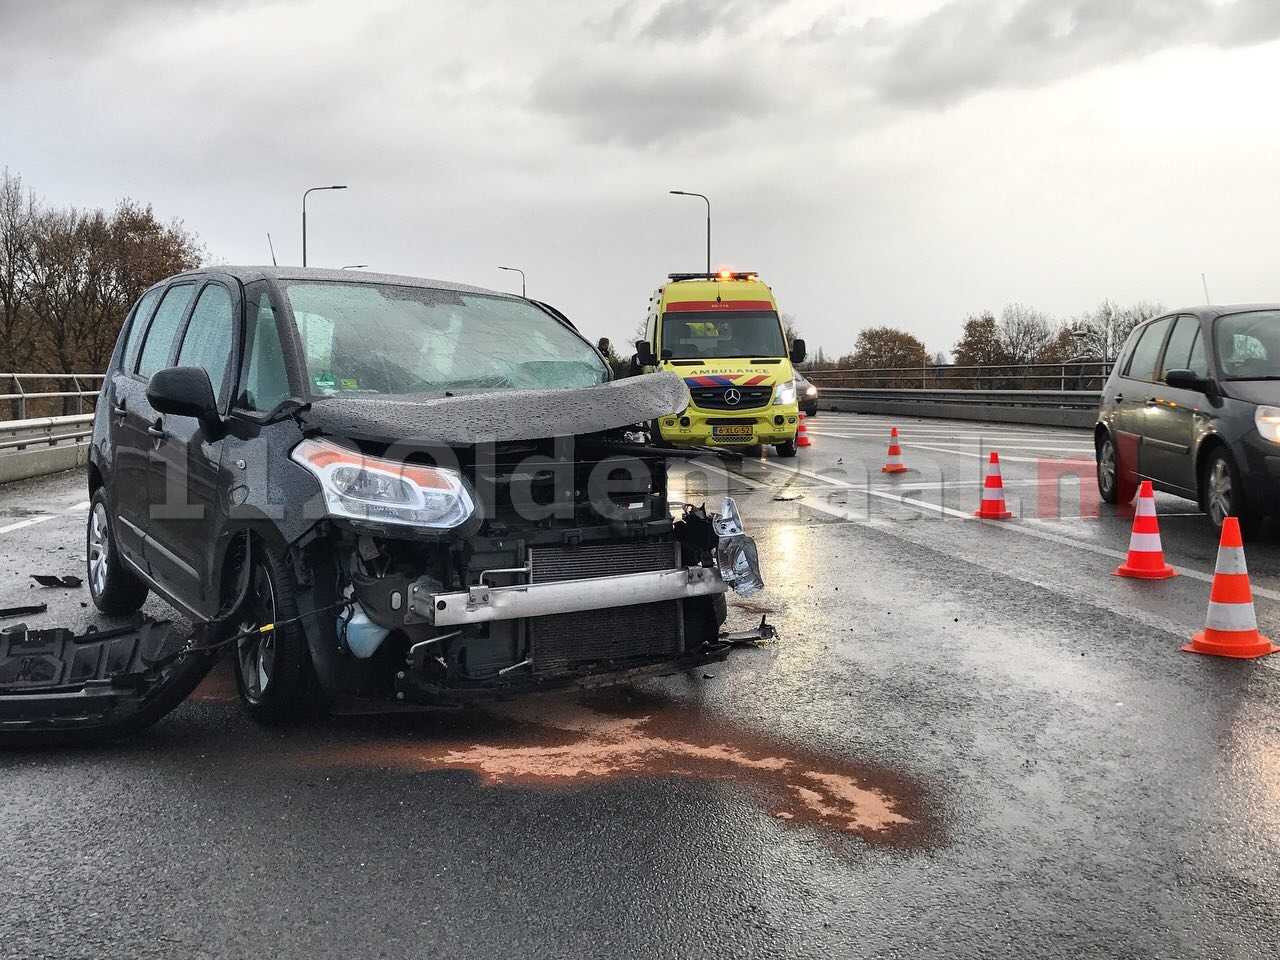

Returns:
414,565,727,627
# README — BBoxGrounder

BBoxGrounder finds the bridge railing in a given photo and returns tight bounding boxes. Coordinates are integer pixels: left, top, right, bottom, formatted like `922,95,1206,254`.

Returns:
1,373,106,420
807,361,1112,392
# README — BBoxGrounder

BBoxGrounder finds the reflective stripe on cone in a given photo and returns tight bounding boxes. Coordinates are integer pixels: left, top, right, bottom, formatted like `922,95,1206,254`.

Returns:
1113,479,1176,579
797,413,811,448
881,426,906,473
1182,516,1278,658
973,451,1012,519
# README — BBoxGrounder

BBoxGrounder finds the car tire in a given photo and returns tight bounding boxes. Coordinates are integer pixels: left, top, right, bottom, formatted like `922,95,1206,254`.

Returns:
232,540,323,723
774,439,798,458
86,489,149,615
1096,433,1119,505
1200,447,1263,539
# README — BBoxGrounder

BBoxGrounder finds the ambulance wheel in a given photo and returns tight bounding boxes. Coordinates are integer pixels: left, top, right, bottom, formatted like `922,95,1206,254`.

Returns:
774,439,798,458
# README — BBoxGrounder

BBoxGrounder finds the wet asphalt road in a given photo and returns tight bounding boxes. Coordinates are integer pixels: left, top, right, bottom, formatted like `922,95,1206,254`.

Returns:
2,412,1279,959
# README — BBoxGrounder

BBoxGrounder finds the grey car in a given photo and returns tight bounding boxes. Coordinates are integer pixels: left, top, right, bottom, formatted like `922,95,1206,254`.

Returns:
1094,304,1280,537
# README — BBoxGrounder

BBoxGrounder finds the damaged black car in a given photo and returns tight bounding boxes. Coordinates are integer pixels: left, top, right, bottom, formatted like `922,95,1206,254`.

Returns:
9,267,766,732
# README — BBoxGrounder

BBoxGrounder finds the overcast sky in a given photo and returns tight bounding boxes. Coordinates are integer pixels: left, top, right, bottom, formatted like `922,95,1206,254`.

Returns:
4,0,1280,357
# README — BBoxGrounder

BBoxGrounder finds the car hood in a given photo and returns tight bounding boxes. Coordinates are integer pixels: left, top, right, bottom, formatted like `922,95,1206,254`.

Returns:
298,372,690,445
1220,381,1280,406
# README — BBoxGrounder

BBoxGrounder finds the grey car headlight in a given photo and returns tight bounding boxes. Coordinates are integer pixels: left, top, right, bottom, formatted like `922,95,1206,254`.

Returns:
291,438,477,529
773,380,797,405
1256,406,1280,443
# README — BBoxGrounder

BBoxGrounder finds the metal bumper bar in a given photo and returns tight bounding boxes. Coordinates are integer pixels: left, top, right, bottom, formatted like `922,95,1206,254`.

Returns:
411,566,727,627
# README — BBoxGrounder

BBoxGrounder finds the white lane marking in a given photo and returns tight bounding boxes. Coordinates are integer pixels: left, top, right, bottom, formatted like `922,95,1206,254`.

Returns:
69,500,90,511
748,459,1280,603
0,515,58,534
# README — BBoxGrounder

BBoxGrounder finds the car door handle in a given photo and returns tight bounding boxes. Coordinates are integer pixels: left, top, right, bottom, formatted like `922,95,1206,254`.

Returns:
146,423,167,440
112,401,127,418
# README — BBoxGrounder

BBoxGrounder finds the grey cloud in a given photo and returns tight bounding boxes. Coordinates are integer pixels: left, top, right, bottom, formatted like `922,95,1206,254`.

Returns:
871,0,1280,108
638,0,788,43
530,60,777,147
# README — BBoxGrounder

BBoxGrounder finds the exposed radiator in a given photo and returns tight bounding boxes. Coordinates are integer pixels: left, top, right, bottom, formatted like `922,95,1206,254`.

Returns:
528,542,678,584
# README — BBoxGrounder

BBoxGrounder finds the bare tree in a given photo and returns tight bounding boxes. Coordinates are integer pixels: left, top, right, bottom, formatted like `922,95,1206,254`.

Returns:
998,303,1054,365
0,169,39,379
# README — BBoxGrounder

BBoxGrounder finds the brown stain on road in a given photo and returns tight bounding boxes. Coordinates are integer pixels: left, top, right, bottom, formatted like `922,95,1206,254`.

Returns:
295,691,933,845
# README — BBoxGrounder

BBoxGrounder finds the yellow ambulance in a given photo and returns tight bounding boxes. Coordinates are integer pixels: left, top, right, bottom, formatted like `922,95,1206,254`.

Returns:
636,271,805,457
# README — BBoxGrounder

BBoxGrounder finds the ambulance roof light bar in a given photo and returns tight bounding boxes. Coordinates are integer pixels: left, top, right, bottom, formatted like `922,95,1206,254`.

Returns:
667,271,760,282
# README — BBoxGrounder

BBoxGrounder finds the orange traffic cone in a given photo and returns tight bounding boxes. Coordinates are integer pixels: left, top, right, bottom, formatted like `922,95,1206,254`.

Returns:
881,427,907,473
974,451,1012,519
796,413,812,448
1113,480,1176,579
1182,517,1279,659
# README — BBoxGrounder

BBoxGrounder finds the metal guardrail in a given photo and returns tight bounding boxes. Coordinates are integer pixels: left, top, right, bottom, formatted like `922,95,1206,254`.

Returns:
815,387,1102,429
820,387,1102,408
808,361,1112,391
1,373,105,419
0,414,95,451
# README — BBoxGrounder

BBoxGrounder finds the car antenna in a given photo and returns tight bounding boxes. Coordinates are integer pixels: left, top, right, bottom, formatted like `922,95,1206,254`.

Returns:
267,232,278,267
1201,272,1211,305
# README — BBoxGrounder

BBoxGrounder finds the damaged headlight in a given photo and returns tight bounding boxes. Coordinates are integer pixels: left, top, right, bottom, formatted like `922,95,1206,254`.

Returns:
773,381,797,406
291,438,477,529
712,496,765,598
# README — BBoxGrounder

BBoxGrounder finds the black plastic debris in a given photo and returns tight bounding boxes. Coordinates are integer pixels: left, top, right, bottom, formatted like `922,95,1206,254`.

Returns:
720,615,777,646
31,574,83,589
0,618,217,743
0,603,48,620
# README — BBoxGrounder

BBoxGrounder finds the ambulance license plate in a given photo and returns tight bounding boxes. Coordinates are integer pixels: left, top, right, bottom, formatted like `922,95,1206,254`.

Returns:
713,425,754,437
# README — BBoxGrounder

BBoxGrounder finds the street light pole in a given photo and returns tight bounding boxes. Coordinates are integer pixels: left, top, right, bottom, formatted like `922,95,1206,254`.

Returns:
669,190,711,276
302,185,347,267
498,265,526,297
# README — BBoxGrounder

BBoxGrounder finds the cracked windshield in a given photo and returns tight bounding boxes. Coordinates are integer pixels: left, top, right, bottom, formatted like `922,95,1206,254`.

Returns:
284,281,607,396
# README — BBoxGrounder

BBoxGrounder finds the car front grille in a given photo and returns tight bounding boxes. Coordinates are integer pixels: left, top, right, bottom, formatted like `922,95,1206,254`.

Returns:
530,601,682,674
689,385,773,410
527,541,683,674
529,542,678,583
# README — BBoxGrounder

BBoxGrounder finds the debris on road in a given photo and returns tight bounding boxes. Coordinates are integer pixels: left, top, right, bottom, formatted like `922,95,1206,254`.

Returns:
0,602,48,619
30,574,83,589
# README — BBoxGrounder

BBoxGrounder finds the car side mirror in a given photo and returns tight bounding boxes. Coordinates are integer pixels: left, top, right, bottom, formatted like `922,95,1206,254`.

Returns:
1164,368,1209,393
790,338,807,364
148,366,220,430
634,340,657,366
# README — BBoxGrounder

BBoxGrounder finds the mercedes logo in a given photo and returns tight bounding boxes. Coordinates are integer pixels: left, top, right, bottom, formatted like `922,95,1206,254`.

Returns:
724,388,742,406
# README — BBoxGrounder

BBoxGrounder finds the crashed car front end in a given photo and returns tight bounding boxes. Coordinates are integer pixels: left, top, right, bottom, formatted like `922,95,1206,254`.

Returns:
284,407,766,705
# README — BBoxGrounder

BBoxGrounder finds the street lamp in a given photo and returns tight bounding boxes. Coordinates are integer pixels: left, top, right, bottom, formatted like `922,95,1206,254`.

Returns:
669,190,710,276
302,185,347,267
498,265,526,297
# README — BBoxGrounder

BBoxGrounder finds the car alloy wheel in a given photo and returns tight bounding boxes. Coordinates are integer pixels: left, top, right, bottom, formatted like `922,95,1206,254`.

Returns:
1206,457,1233,527
236,564,278,705
1097,438,1117,499
87,501,111,599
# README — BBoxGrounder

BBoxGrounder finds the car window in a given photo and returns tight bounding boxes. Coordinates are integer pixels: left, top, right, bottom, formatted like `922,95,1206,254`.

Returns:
237,281,291,411
1186,328,1208,377
120,287,163,373
282,281,606,396
136,283,196,378
1215,310,1280,380
1122,317,1171,382
176,282,235,403
1160,316,1201,381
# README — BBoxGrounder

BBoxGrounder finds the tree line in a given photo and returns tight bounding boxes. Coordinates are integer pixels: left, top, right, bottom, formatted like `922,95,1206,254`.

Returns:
803,300,1163,389
0,169,203,413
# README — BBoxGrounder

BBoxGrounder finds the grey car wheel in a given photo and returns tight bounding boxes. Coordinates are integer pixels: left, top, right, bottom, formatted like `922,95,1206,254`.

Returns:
1201,448,1263,538
235,564,278,705
86,489,149,615
1096,435,1118,504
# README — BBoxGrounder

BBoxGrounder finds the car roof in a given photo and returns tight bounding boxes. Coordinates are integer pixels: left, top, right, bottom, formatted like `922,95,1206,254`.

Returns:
1168,303,1280,319
167,265,513,299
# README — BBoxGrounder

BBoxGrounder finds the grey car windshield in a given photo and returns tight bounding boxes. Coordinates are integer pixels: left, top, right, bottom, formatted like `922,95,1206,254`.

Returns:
282,281,606,396
1215,310,1280,380
661,310,787,359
